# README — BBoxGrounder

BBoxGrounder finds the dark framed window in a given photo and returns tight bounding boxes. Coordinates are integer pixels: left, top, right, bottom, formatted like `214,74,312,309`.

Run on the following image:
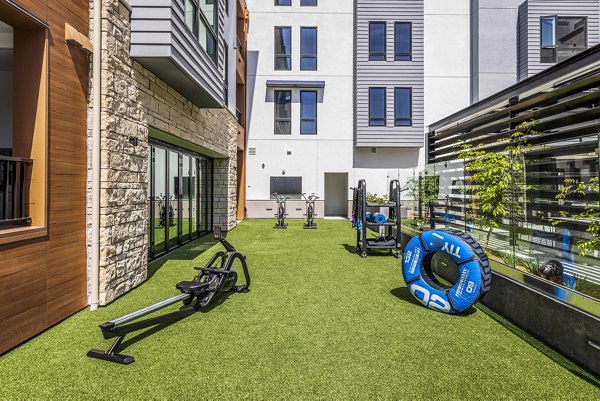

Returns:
148,140,213,261
223,42,229,103
184,0,199,36
270,177,302,195
369,22,386,61
275,27,292,70
540,16,587,63
300,27,317,70
301,0,317,5
300,91,317,135
394,22,411,61
274,90,292,134
394,87,412,126
185,0,218,62
275,0,291,6
368,87,386,126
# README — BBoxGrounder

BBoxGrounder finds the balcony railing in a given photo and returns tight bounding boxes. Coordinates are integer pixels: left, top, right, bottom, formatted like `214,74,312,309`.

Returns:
0,156,33,226
236,108,243,125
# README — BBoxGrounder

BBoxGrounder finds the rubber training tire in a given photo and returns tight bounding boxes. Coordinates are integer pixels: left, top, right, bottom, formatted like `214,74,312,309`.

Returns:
402,229,491,314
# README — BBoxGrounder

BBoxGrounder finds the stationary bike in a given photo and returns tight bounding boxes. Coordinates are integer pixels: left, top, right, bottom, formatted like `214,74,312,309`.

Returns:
272,193,288,229
302,193,319,229
87,226,250,364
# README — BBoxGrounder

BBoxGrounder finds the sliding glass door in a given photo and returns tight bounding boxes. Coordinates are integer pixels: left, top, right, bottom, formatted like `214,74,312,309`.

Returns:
148,141,213,260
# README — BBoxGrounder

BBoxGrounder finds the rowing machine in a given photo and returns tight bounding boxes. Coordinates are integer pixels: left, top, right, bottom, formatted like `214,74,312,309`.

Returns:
87,226,250,364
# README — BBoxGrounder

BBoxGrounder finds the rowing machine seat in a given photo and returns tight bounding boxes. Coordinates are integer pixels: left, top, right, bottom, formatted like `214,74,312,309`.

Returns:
176,280,209,294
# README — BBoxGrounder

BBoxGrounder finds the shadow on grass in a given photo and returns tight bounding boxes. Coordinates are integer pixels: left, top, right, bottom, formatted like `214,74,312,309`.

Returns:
390,287,478,316
148,234,219,280
477,304,600,388
110,292,237,355
340,243,399,257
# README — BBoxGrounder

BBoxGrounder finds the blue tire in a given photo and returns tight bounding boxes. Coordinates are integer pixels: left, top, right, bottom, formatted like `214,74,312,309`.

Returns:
402,229,491,314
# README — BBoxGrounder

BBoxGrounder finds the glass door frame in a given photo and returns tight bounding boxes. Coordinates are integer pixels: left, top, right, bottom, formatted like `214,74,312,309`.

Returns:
148,139,214,260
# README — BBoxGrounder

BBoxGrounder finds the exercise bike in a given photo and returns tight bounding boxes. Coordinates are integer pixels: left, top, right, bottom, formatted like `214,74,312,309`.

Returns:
87,226,250,365
272,193,288,229
302,193,319,229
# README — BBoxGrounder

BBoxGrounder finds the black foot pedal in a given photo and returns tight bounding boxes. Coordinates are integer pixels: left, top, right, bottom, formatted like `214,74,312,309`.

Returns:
87,349,135,364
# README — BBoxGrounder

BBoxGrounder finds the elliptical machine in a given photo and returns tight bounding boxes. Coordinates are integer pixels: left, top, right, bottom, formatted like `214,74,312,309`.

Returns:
272,193,288,229
302,193,319,229
87,226,250,364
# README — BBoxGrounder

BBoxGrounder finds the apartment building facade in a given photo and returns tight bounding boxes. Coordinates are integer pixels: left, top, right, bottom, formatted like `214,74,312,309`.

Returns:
88,0,247,306
245,0,422,219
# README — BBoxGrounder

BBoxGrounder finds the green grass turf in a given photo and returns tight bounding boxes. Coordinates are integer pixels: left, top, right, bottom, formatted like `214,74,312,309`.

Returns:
1,220,599,400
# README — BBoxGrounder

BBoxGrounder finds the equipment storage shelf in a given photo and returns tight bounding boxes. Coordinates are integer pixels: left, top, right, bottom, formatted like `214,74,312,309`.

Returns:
352,179,403,258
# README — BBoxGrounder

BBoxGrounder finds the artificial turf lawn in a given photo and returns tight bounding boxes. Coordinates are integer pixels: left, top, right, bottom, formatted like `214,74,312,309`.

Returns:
1,219,599,400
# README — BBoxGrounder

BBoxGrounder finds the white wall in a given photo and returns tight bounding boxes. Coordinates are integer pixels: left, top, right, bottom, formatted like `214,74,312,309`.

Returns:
245,0,425,216
424,0,471,127
223,0,236,113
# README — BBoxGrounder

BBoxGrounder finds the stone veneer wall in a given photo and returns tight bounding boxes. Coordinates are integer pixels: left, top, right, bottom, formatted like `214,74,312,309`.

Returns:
87,0,238,305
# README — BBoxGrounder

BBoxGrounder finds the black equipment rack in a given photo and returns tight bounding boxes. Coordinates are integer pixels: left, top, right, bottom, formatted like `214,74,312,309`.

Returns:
353,179,402,258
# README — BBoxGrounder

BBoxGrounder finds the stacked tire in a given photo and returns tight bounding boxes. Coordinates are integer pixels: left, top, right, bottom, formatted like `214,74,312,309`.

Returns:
402,229,491,314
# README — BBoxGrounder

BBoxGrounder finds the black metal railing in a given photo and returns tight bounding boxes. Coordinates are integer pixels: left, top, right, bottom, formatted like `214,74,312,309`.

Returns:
0,156,33,225
236,108,243,125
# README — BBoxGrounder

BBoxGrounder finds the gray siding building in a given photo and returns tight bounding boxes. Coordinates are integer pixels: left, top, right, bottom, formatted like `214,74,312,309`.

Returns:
354,0,424,148
517,0,600,80
129,0,229,108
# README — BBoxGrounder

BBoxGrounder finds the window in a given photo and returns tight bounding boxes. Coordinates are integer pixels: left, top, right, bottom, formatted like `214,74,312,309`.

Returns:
197,0,218,61
275,0,291,5
369,22,386,61
540,16,587,63
270,177,302,195
368,88,386,126
300,27,317,70
0,12,48,239
394,22,411,61
275,27,292,70
394,88,412,126
301,0,317,5
274,90,292,134
185,0,198,35
223,42,228,103
300,91,317,134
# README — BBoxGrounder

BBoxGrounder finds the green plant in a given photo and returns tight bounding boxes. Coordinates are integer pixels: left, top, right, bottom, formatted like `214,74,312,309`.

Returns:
366,192,387,204
521,256,541,276
500,251,519,267
458,121,540,250
406,174,440,223
549,177,600,256
572,273,590,293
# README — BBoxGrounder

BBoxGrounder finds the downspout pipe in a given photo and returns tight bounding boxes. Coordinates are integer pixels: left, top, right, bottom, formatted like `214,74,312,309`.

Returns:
90,0,102,311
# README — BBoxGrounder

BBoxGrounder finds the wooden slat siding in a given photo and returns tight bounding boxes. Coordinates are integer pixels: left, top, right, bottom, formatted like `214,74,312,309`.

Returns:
129,0,227,105
521,0,600,79
0,0,88,354
355,0,424,148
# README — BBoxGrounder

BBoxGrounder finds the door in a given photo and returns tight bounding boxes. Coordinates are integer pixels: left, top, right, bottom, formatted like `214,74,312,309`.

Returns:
324,173,348,217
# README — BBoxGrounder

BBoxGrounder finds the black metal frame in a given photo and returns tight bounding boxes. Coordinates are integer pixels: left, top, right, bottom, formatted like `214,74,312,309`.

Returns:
302,192,318,229
272,193,288,229
353,179,403,258
0,156,33,226
148,140,213,261
88,226,250,365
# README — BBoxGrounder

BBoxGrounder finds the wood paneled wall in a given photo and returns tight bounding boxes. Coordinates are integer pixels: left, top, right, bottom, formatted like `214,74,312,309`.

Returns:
0,0,88,354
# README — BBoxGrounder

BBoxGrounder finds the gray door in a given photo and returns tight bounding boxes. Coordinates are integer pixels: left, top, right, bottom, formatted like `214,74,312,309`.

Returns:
324,173,348,217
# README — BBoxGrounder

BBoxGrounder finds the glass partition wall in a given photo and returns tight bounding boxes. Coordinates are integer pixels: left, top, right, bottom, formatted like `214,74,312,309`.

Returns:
148,141,213,260
397,133,600,303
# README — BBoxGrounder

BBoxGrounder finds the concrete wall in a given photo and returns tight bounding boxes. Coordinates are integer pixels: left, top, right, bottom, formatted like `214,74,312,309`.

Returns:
424,0,471,126
471,0,523,102
87,0,238,305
